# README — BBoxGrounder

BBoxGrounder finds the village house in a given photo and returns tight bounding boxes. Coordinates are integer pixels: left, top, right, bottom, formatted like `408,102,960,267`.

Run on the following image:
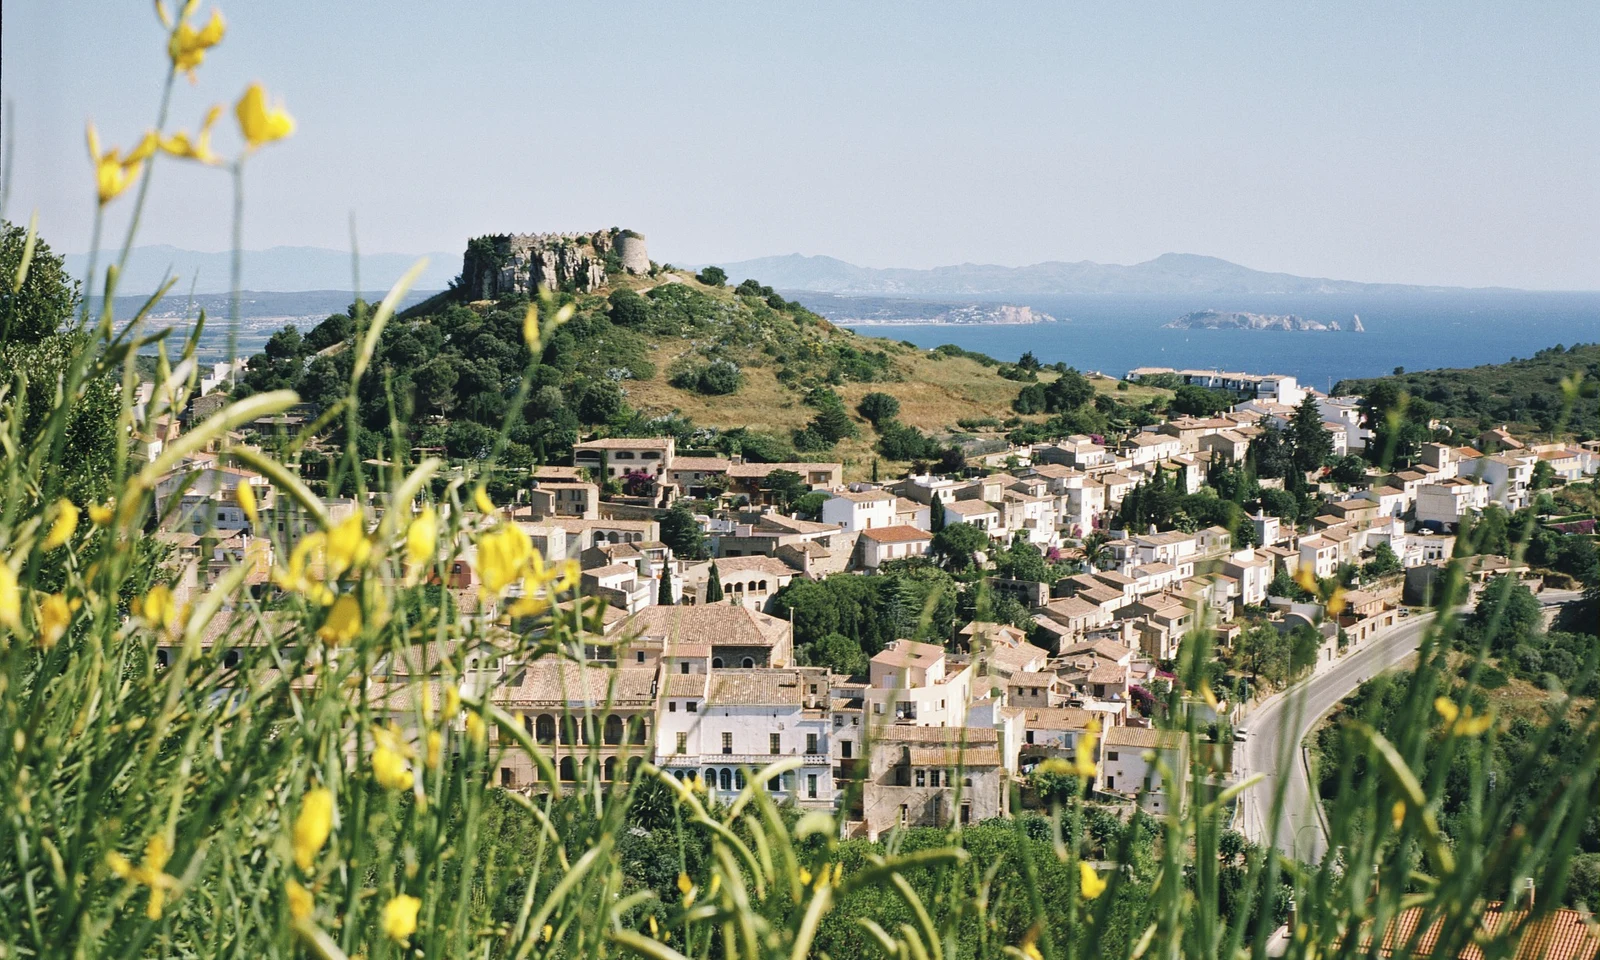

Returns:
856,525,934,571
1100,726,1188,814
820,488,898,533
573,437,676,481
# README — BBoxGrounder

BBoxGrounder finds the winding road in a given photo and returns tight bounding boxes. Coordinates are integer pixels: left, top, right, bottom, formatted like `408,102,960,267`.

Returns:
1235,590,1583,862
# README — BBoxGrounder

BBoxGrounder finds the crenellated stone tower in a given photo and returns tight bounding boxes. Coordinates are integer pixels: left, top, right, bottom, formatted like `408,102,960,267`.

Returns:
459,228,649,300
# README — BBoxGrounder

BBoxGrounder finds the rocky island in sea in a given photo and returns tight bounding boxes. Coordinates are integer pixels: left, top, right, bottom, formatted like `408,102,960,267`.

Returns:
790,293,1059,325
1163,309,1364,332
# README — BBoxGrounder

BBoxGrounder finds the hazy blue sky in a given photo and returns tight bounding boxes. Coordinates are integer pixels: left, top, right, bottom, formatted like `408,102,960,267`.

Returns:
3,2,1597,288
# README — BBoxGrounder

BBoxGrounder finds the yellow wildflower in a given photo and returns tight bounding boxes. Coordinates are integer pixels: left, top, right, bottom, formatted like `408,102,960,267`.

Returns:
0,562,19,631
107,834,178,920
474,485,496,515
38,593,75,649
373,746,413,791
406,507,437,569
89,501,115,526
708,874,720,896
522,303,541,352
292,787,334,872
1078,861,1107,900
381,893,421,942
425,730,442,768
1391,799,1407,830
1022,942,1044,960
325,513,371,579
1200,679,1219,710
647,914,658,938
677,871,695,907
134,583,179,635
235,82,295,149
476,524,532,597
798,868,812,887
44,500,79,550
235,480,258,527
1072,718,1101,778
317,594,361,647
286,879,313,920
1434,697,1492,737
465,710,486,747
272,532,333,603
833,862,844,884
1326,586,1348,618
165,5,225,81
86,124,157,205
541,923,554,942
444,686,461,718
1295,564,1319,596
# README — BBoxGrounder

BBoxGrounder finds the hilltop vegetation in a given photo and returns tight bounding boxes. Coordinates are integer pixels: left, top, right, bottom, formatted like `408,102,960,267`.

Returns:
236,268,1169,486
1334,342,1600,440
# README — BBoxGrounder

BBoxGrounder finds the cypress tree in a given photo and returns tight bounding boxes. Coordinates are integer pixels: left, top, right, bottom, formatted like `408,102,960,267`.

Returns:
705,563,724,603
657,571,674,606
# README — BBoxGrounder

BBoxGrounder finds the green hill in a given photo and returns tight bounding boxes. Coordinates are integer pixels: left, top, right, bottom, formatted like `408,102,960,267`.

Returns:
237,267,1166,484
1334,342,1600,441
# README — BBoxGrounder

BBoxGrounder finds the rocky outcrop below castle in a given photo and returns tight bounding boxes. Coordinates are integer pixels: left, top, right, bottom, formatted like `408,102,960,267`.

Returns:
1163,309,1360,332
460,229,648,299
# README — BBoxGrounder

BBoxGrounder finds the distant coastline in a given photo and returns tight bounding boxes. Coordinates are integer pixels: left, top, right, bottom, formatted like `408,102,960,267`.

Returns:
790,293,1058,326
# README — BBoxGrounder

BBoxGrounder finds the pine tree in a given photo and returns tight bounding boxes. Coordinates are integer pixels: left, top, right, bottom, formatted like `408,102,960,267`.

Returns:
1290,393,1334,475
930,498,945,532
705,563,724,603
657,571,674,606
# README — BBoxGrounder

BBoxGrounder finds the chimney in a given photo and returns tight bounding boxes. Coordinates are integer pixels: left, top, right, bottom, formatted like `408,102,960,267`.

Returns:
1525,876,1535,908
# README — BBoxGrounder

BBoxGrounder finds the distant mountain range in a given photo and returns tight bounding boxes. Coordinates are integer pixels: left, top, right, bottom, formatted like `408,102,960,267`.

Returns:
700,252,1492,297
65,245,459,296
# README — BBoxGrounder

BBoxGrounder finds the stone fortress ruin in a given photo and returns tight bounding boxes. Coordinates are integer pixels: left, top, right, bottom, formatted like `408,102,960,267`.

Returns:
460,228,649,299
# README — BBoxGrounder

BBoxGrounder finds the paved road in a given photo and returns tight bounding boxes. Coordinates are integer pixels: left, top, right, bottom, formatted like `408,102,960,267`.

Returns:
1235,590,1583,863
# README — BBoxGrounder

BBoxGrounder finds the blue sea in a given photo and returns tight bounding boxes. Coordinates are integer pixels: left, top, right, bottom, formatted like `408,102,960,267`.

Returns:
825,291,1600,389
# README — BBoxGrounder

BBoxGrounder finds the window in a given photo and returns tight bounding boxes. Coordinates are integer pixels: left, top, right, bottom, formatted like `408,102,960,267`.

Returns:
735,769,746,789
680,662,690,674
636,651,645,663
807,774,818,799
712,658,724,668
669,701,678,713
930,770,940,788
741,657,755,668
770,733,781,755
687,701,698,713
806,733,818,754
841,740,852,759
1025,731,1034,744
501,768,514,787
915,769,926,787
1107,751,1119,762
676,732,687,755
961,803,971,824
720,768,732,791
722,732,733,755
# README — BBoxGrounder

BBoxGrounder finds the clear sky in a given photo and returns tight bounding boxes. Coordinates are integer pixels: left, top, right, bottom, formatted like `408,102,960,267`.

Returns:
3,1,1597,288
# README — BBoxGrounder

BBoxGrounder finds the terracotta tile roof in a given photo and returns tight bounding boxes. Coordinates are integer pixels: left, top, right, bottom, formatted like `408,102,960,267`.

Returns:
872,639,944,669
1369,903,1600,960
860,524,933,544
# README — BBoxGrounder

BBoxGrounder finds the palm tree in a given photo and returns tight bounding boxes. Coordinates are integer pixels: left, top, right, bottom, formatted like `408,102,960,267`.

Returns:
1076,532,1114,572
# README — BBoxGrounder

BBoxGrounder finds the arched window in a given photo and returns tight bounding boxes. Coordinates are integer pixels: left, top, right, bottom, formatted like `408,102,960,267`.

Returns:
223,650,240,668
536,714,556,744
155,649,169,668
758,580,768,591
629,715,647,745
603,757,616,782
604,714,623,745
627,757,642,780
719,768,732,792
734,769,746,789
674,769,685,781
705,768,718,791
741,657,755,669
560,717,576,745
559,757,575,782
712,658,724,668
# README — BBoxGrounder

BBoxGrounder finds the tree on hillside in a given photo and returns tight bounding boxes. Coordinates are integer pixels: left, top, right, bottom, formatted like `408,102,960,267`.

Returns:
657,572,674,606
806,403,857,445
658,505,704,560
1362,542,1402,580
763,469,808,507
932,522,990,571
1248,426,1293,480
696,266,727,286
0,221,78,342
1289,394,1335,474
857,391,900,426
1358,382,1437,468
1170,385,1232,417
608,288,650,326
805,632,869,677
705,563,724,603
1473,575,1543,654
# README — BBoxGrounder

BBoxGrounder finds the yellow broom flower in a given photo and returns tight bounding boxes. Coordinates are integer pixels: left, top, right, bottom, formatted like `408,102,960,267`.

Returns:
1072,718,1101,778
476,524,532,597
406,507,437,569
89,501,115,526
425,730,442,768
474,485,496,515
38,593,75,649
372,726,415,791
381,893,421,942
235,82,295,149
1078,861,1107,900
107,834,179,920
286,880,314,920
325,513,371,579
44,500,79,550
1434,697,1492,737
166,5,225,81
292,787,334,872
86,124,157,205
234,480,258,526
0,562,19,631
134,583,180,635
316,594,361,646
